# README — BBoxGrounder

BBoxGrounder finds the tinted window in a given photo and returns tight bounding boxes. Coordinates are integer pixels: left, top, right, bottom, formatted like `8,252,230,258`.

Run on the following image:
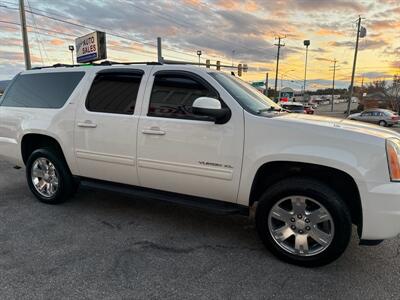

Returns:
362,112,372,116
148,74,218,120
86,73,142,114
1,72,84,108
210,72,281,114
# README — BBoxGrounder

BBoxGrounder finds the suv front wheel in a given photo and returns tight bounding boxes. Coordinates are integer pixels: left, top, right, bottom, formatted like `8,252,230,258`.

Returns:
26,148,76,204
256,177,352,267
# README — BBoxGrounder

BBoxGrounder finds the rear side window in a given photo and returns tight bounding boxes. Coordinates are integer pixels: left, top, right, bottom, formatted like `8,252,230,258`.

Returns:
148,73,219,120
0,72,84,108
86,72,142,115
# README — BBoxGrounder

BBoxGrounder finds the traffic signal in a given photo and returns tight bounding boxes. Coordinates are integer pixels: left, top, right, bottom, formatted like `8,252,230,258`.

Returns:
216,61,221,70
238,64,242,77
206,59,210,68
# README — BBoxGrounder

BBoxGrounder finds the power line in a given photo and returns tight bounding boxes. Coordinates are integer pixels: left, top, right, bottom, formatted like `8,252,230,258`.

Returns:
27,0,46,65
121,0,276,60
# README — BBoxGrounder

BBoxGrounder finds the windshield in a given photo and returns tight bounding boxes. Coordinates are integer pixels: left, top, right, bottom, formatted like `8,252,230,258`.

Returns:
210,72,281,114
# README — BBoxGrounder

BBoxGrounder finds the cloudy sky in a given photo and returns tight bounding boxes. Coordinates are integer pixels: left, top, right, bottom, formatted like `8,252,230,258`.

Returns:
0,0,399,90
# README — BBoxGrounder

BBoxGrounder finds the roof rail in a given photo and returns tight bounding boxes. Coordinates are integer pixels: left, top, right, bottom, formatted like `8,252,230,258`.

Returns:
163,59,237,69
31,61,161,70
97,60,161,66
29,60,242,70
31,63,81,70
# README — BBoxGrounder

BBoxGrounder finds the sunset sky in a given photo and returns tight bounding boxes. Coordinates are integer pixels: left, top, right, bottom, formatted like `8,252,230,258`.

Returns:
0,0,399,90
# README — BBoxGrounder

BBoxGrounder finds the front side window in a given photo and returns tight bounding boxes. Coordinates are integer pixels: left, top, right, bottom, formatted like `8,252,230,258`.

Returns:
148,73,219,120
86,72,142,115
210,72,281,114
0,72,84,108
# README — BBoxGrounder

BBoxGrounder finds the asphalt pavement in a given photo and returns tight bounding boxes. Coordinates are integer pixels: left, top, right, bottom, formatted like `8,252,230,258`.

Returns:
1,157,400,299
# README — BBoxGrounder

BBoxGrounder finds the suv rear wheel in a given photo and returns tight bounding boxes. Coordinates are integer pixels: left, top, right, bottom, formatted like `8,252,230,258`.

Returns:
26,148,76,204
255,177,352,267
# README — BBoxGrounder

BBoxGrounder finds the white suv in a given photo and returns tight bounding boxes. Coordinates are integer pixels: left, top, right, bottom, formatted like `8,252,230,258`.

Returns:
1,63,400,267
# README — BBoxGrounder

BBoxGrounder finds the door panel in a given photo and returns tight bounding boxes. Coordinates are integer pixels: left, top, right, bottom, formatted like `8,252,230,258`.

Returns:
137,68,244,203
74,68,148,185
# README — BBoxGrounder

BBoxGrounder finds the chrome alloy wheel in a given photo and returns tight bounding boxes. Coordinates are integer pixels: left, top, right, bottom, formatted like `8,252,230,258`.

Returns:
31,157,59,198
268,196,334,256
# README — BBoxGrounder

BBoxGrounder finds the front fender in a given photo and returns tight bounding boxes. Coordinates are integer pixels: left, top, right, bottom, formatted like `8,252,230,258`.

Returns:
237,112,389,206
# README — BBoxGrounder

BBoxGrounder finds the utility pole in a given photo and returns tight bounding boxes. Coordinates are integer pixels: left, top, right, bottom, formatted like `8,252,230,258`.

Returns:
331,59,337,112
265,72,269,96
157,37,164,63
346,16,364,116
19,0,31,70
274,35,285,102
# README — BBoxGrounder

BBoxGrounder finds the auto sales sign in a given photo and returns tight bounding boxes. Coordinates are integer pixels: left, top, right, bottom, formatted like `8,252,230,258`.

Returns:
75,31,107,63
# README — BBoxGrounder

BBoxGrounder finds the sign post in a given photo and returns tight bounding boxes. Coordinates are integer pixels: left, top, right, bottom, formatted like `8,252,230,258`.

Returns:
75,31,107,63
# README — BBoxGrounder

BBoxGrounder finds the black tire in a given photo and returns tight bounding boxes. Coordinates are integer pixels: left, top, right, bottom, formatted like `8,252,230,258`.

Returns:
26,148,75,204
378,120,387,127
255,177,352,267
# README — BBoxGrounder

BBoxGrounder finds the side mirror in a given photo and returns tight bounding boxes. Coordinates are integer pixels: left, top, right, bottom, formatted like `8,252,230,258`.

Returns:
192,97,230,124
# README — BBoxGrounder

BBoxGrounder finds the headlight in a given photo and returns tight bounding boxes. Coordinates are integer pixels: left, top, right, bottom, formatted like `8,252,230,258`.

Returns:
386,138,400,181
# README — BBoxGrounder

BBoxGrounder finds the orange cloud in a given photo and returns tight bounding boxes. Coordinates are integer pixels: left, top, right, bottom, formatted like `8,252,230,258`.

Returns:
214,0,260,11
182,0,201,5
50,38,65,46
244,0,260,12
316,28,344,36
369,20,400,31
215,0,240,10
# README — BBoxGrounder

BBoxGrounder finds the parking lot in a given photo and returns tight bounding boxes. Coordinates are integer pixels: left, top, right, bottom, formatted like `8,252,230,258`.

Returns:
1,157,400,299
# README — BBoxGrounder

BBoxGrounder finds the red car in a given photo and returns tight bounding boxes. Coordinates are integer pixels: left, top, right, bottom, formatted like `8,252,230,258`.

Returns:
304,106,314,114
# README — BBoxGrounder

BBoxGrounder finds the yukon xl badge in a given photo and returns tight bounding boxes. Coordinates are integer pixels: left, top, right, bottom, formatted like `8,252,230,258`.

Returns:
199,161,233,169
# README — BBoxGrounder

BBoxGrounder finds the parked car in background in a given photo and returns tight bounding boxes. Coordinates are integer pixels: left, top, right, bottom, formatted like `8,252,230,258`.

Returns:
303,105,314,114
348,109,399,127
279,102,305,113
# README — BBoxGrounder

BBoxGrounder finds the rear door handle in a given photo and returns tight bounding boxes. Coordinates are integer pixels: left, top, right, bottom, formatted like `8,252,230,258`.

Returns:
142,127,166,135
77,120,97,128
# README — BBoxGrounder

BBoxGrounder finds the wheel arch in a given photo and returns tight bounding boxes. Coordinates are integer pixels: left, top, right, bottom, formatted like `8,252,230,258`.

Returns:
21,133,69,169
249,161,363,236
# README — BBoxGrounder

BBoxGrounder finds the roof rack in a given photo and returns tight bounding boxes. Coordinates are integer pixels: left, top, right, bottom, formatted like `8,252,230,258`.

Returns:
30,59,243,70
31,63,81,70
163,59,237,69
31,61,161,70
97,60,161,66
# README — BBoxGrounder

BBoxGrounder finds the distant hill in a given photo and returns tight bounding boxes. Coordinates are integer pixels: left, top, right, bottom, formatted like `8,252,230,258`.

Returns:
0,80,11,93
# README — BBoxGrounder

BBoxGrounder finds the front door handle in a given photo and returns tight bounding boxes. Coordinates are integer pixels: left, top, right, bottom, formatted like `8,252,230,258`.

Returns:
77,120,97,128
142,127,166,135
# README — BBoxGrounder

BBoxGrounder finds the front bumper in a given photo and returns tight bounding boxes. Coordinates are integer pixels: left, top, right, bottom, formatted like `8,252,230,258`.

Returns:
361,182,400,240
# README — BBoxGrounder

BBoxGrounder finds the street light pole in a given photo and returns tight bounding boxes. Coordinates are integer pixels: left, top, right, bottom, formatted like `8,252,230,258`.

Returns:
303,40,310,96
197,50,202,66
330,59,337,112
68,45,75,65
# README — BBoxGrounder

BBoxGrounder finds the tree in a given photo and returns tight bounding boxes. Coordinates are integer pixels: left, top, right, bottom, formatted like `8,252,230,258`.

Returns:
366,80,387,94
389,75,400,112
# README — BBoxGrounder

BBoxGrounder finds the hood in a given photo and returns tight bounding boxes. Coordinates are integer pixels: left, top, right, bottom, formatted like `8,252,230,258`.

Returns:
276,113,400,140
